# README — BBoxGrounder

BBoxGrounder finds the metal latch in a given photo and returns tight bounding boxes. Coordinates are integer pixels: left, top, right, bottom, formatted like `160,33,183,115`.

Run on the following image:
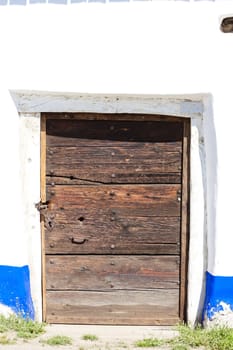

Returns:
35,200,54,231
35,200,49,212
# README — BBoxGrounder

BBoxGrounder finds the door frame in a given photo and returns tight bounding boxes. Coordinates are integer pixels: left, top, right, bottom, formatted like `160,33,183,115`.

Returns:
40,112,190,323
11,90,208,324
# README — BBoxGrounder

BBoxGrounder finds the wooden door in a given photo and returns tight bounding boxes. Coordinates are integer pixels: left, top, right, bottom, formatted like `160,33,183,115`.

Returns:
41,114,189,325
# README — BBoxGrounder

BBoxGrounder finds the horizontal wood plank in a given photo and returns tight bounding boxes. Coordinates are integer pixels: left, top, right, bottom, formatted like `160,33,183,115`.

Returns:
46,174,181,185
45,216,180,254
47,142,182,151
46,168,181,185
46,255,180,290
46,289,179,325
45,184,181,254
46,244,179,255
46,185,181,216
46,145,181,184
46,120,183,146
45,113,186,123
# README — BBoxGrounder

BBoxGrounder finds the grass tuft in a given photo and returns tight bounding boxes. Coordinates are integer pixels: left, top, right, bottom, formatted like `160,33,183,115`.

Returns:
205,326,233,350
0,314,46,339
0,324,8,333
168,324,206,348
134,337,163,347
171,345,189,350
82,333,99,341
134,325,233,349
42,335,73,346
168,324,233,350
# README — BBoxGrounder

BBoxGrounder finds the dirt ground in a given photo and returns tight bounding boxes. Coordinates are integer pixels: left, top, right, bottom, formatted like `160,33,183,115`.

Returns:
1,324,179,349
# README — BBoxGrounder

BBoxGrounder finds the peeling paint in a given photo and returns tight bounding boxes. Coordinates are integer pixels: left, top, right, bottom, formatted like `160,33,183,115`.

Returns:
203,272,233,326
204,302,233,328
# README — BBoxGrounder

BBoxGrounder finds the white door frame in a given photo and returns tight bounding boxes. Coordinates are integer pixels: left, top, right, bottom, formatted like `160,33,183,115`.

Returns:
11,90,213,325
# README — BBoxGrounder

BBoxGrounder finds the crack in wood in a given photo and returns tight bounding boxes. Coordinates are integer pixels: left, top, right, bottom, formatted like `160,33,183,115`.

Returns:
47,174,106,185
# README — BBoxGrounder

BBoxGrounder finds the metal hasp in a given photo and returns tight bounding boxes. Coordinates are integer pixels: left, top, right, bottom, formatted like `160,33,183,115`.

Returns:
221,17,233,33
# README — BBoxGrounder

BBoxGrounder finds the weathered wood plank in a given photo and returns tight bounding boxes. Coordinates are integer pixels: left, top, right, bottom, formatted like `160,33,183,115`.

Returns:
46,119,183,145
46,168,181,185
46,146,182,184
46,243,179,255
47,141,182,151
46,255,180,290
45,216,180,254
47,146,181,169
45,184,181,253
45,112,186,123
46,215,180,239
46,174,181,185
47,138,182,149
46,290,179,325
46,185,181,216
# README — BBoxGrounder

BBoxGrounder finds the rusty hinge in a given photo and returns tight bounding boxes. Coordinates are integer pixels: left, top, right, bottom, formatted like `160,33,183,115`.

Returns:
35,200,49,212
35,200,54,231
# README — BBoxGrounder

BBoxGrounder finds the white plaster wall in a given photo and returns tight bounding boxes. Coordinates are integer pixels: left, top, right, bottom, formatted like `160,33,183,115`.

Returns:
18,113,42,320
0,89,27,267
0,0,233,323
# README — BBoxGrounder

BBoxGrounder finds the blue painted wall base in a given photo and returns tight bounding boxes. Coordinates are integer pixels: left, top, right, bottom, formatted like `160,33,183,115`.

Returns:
203,271,233,320
0,265,34,319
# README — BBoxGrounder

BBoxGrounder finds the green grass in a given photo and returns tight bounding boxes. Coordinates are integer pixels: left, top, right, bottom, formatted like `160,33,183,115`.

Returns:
42,335,73,346
1,315,233,350
134,337,163,347
82,333,99,341
169,324,233,350
170,345,189,350
202,326,233,350
0,324,8,333
0,314,46,339
168,324,206,349
135,324,233,350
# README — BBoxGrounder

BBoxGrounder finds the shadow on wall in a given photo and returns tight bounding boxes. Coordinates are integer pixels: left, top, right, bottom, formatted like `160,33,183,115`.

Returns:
201,95,218,325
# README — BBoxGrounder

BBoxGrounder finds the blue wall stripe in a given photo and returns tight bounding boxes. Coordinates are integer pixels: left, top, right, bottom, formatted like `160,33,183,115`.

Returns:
0,265,34,319
203,271,233,320
2,266,233,322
